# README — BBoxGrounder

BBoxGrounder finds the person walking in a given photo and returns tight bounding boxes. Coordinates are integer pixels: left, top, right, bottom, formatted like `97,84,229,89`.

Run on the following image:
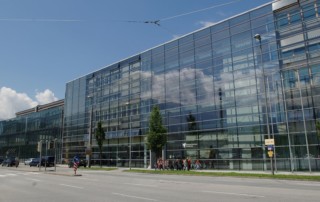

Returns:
15,157,19,168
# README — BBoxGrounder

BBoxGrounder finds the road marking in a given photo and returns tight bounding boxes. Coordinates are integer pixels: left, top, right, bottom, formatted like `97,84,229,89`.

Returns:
202,191,265,198
77,177,98,182
291,182,320,187
0,175,6,177
113,193,157,201
59,184,84,189
6,174,17,176
158,179,189,184
124,183,157,187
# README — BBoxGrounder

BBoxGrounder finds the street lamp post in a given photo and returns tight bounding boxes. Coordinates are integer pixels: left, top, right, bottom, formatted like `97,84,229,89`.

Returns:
254,34,274,175
88,99,93,168
38,140,42,171
126,102,132,170
54,138,57,172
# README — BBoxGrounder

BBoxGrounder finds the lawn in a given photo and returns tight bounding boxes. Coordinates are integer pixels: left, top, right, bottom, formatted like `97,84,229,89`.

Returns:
124,169,320,181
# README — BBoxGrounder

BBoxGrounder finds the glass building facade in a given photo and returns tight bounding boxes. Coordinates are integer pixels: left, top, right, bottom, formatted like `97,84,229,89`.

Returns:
0,100,64,161
63,0,320,171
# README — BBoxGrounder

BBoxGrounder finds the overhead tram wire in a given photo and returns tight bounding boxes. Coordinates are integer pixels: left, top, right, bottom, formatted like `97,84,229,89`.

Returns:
0,0,277,32
0,0,246,24
135,0,247,28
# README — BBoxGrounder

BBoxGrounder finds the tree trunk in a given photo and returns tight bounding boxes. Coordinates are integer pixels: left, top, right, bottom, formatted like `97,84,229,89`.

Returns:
99,148,102,168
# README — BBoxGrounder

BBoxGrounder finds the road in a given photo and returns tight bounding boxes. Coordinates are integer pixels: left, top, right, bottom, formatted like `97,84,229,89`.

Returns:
1,165,320,202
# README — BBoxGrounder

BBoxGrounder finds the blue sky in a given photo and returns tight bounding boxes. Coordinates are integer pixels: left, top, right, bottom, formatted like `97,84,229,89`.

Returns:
0,0,271,119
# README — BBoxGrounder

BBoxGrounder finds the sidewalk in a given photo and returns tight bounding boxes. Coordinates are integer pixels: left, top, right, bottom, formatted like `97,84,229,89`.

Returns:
3,164,320,177
1,164,77,176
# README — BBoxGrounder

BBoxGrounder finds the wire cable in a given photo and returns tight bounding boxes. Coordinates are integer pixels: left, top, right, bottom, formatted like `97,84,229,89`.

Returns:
160,0,245,22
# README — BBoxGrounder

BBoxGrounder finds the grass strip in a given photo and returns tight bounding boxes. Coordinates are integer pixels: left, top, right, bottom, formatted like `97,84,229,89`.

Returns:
79,167,118,171
124,169,320,181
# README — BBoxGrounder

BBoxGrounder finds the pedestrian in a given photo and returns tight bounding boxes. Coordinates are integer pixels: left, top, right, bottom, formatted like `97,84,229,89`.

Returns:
195,160,201,170
187,158,191,171
15,157,19,168
183,158,187,171
73,156,80,175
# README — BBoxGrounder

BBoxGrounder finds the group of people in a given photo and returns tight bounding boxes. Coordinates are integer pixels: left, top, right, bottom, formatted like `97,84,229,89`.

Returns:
154,158,203,171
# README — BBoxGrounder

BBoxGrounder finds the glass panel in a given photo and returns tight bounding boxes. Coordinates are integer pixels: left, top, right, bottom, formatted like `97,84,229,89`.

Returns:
230,21,250,35
231,31,252,52
211,21,229,33
194,28,211,39
303,4,316,20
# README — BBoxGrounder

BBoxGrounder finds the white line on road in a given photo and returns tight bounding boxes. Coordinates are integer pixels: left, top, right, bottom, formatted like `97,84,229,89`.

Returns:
202,191,265,198
76,177,98,182
291,182,320,187
124,183,158,187
113,192,158,201
59,184,84,189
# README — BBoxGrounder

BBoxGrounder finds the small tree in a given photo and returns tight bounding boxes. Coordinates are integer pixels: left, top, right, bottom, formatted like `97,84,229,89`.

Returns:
146,105,167,159
95,121,105,167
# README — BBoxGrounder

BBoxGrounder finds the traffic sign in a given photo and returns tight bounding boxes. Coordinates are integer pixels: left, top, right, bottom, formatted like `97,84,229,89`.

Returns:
268,151,274,158
267,145,274,151
265,139,275,145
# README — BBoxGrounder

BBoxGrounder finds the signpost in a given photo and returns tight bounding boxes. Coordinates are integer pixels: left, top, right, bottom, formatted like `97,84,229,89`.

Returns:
265,138,275,175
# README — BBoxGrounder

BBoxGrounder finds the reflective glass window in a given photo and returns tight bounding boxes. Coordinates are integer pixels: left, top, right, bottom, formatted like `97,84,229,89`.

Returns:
230,13,249,26
230,21,250,35
212,29,230,42
211,20,229,33
180,49,195,66
179,34,194,45
212,38,231,55
290,10,301,24
277,13,289,28
165,40,178,50
195,35,211,48
165,55,179,70
152,45,164,55
179,42,194,52
231,31,252,52
250,4,271,18
194,28,210,39
195,44,212,62
303,4,316,20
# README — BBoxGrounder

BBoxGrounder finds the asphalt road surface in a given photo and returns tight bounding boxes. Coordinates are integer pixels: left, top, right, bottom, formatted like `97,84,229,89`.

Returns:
1,166,320,202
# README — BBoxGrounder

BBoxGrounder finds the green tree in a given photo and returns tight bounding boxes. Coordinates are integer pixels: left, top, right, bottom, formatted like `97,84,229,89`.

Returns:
146,105,167,158
95,121,105,167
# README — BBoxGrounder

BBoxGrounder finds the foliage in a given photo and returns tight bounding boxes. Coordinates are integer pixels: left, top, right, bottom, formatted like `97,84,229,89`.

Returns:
81,167,117,171
146,105,167,158
95,121,105,167
316,121,320,137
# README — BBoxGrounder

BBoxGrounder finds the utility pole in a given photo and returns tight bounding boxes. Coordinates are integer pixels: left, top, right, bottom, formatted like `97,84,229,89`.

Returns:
126,102,132,170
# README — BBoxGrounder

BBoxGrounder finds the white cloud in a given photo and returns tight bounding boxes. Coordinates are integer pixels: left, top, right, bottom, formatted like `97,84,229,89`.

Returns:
0,87,58,120
198,21,216,28
172,34,181,40
35,89,58,105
